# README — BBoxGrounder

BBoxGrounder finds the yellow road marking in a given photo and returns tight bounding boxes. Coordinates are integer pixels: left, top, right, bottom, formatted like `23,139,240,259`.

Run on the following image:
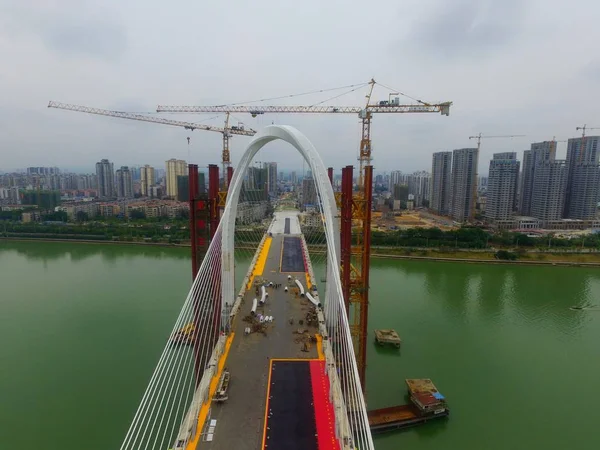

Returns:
186,333,235,450
279,236,284,272
316,334,324,361
305,273,312,290
246,237,272,290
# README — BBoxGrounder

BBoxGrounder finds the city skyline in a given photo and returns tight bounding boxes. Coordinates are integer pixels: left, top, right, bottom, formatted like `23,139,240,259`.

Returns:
1,135,594,177
3,140,600,230
4,140,599,183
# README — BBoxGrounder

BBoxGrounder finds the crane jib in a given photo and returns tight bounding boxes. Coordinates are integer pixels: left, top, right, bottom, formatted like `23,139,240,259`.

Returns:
155,102,452,116
47,101,257,136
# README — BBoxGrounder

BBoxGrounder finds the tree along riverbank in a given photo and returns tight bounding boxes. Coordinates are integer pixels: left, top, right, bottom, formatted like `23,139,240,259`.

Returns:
4,221,600,250
4,236,600,266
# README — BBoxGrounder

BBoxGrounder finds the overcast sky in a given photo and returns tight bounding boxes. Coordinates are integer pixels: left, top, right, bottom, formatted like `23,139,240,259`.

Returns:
1,0,599,175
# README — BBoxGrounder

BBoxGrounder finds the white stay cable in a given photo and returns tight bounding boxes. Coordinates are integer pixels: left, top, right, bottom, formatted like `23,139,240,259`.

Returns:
153,233,223,450
122,225,223,449
131,239,220,449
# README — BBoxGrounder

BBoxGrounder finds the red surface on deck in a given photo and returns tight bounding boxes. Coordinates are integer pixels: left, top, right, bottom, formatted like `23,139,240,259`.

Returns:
309,360,340,450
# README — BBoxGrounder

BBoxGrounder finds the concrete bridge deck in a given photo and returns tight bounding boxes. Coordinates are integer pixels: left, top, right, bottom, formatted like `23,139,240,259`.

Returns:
195,214,336,450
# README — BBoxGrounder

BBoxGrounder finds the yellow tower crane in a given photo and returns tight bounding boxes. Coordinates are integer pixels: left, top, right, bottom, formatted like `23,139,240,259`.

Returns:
468,133,525,220
47,101,256,188
156,80,452,391
575,125,600,163
157,79,452,189
575,124,600,139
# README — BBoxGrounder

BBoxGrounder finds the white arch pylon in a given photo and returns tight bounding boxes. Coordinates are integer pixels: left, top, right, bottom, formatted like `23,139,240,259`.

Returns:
219,125,341,310
209,125,373,448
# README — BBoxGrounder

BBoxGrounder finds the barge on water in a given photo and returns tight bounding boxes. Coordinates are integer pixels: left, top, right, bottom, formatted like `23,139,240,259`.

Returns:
368,378,449,433
374,329,401,348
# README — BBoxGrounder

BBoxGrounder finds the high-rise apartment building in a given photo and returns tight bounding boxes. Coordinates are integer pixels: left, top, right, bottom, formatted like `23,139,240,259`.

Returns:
130,166,141,181
95,159,115,199
140,165,155,197
0,187,20,205
291,171,297,185
388,171,403,192
27,167,59,176
165,159,187,198
520,141,556,216
430,152,452,215
565,136,600,219
302,177,317,207
116,166,133,198
177,175,189,202
245,166,267,192
531,160,568,222
449,148,479,222
485,153,520,221
566,164,600,219
393,184,409,201
265,162,278,196
477,176,488,192
75,174,96,190
407,171,431,207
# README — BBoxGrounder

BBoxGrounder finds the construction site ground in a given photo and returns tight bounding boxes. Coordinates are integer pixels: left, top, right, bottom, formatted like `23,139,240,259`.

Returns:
372,209,457,231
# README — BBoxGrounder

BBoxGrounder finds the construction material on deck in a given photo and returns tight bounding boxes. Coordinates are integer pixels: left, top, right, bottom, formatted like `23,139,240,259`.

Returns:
368,378,449,433
260,285,267,304
295,279,305,297
213,370,230,402
305,308,319,326
374,329,401,348
306,291,321,308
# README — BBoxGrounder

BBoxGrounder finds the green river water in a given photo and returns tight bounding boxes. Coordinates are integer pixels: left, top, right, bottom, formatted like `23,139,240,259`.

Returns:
1,241,599,450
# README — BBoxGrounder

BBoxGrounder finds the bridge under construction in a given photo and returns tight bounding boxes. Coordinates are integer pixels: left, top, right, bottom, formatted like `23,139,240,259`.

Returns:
48,82,452,449
118,126,373,450
180,212,337,449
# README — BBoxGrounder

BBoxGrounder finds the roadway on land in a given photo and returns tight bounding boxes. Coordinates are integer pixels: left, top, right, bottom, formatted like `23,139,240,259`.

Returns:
268,210,302,235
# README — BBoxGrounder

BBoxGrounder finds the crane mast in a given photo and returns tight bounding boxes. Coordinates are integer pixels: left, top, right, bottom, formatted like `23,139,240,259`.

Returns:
222,112,231,177
357,79,376,189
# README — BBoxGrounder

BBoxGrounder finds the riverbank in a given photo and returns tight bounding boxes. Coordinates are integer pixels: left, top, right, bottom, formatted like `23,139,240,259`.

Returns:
0,236,189,248
4,236,600,266
371,252,600,266
370,247,600,265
